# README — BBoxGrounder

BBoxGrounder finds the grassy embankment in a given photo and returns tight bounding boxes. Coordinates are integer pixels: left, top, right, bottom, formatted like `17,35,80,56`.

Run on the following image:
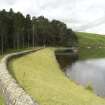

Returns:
77,32,105,60
9,48,105,105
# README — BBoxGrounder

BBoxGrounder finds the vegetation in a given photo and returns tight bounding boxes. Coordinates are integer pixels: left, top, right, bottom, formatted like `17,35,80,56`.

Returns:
9,48,105,105
0,8,78,105
79,48,105,60
77,32,105,59
0,95,4,105
0,8,77,55
77,32,105,48
0,55,3,61
86,84,93,92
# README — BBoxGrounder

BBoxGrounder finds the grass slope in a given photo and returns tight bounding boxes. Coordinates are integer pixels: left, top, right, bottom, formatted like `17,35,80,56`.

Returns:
77,32,105,59
9,48,105,105
77,32,105,48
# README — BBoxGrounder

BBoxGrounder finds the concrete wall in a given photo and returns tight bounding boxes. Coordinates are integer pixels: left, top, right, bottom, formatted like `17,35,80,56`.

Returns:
0,49,40,105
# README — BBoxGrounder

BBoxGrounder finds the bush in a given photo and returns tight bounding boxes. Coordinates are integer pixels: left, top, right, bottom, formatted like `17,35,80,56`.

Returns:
85,82,93,91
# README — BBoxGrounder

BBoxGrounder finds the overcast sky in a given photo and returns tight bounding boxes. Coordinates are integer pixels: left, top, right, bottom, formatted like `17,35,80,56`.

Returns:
0,0,105,34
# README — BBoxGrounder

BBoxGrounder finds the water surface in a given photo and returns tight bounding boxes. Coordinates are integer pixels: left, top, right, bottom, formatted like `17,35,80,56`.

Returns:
66,59,105,97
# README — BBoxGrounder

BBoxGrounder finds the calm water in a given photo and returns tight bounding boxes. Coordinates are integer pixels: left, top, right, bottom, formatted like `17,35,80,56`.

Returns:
55,49,78,69
66,59,105,97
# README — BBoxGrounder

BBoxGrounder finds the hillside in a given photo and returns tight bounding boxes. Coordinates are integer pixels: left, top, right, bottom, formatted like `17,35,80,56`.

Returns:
77,32,105,59
9,48,105,105
77,32,105,47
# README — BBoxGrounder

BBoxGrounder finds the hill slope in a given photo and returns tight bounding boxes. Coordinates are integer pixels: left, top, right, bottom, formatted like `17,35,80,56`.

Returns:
77,32,105,59
77,32,105,47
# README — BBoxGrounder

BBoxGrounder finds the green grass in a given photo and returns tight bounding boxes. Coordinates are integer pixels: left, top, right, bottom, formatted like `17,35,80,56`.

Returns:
9,48,105,105
79,47,105,60
77,32,105,48
77,32,105,59
0,96,4,105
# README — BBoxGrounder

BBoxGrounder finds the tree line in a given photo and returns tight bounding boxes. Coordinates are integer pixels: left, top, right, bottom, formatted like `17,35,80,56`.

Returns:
0,8,78,55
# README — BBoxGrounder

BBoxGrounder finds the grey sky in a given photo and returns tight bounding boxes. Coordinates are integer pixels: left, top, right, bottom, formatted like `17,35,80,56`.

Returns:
0,0,105,34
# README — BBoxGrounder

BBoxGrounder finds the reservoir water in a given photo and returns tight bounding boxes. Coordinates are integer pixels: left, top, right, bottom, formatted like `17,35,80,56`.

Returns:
66,59,105,97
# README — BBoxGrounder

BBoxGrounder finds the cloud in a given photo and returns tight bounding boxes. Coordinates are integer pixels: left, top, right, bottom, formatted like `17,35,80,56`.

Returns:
0,0,105,34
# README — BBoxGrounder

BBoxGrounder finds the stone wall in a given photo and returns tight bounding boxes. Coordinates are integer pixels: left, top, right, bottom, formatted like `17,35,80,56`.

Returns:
0,49,40,105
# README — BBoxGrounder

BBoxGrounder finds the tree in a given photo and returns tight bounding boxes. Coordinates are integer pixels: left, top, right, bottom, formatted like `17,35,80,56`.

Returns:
0,9,78,54
32,16,38,47
0,9,9,54
7,8,15,49
25,14,32,48
13,12,25,49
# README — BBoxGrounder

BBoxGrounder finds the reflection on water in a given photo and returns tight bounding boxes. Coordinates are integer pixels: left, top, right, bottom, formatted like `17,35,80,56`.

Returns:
66,59,105,97
55,49,78,69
